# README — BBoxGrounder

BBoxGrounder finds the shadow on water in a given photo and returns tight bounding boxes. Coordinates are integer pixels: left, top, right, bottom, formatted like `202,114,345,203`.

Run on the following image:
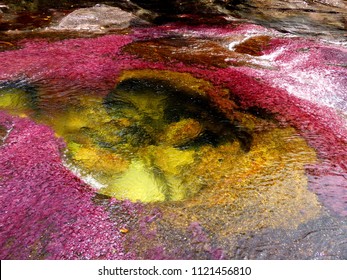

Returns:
104,78,253,151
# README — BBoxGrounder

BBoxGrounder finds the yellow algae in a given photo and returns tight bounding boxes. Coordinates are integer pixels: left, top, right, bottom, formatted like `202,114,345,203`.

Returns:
146,145,197,200
0,88,35,116
234,111,277,132
0,90,22,107
159,118,203,146
165,176,189,201
118,145,199,201
99,160,166,202
142,145,195,176
67,143,129,174
124,91,167,121
160,127,321,232
70,142,198,202
46,96,111,137
51,109,90,136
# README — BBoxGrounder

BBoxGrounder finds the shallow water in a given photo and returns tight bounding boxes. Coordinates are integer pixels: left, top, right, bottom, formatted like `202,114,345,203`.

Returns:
0,72,320,207
0,12,346,259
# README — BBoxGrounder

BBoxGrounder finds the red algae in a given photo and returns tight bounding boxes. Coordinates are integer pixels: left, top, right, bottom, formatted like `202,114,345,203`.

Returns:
0,111,141,259
0,35,133,92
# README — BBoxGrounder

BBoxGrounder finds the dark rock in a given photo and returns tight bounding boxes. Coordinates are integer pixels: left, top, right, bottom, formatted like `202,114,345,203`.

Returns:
233,35,271,56
0,124,7,144
232,214,347,259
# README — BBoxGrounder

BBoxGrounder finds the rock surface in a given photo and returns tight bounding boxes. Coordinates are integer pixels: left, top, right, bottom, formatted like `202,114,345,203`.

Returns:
124,0,347,39
231,0,347,39
52,4,147,31
1,1,347,39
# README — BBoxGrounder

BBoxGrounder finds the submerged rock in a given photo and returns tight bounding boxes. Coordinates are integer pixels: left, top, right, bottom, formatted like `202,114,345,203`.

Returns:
122,37,271,68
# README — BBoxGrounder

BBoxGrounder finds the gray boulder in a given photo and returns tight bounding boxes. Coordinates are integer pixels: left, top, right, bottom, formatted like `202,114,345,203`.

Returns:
52,4,148,31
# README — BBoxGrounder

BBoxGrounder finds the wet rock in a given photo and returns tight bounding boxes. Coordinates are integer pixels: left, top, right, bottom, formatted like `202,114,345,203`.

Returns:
127,0,229,16
51,4,148,32
122,37,273,69
131,211,347,259
3,1,347,39
0,40,16,51
233,35,271,56
0,4,9,13
0,5,54,32
105,0,158,22
233,214,347,259
126,0,347,39
0,124,7,144
230,0,347,40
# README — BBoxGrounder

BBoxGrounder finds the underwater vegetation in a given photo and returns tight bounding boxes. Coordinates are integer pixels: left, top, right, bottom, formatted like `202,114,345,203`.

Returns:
0,68,323,233
1,70,251,203
0,110,143,259
0,72,317,210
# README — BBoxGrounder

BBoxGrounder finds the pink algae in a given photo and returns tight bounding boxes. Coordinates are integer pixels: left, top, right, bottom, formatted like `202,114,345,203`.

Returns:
0,35,133,92
0,112,141,259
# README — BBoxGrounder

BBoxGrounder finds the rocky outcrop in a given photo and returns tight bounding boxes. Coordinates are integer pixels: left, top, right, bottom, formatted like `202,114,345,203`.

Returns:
1,1,347,39
124,0,347,39
230,0,347,39
51,4,148,31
